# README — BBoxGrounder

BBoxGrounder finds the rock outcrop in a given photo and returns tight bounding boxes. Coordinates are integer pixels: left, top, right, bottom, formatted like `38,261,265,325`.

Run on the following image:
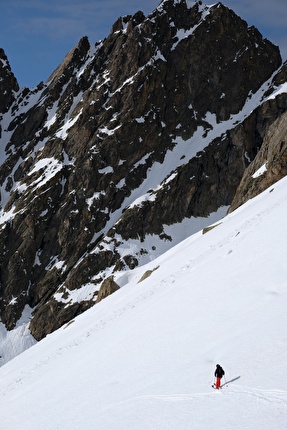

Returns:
229,110,287,211
0,49,19,115
96,277,120,304
0,0,286,340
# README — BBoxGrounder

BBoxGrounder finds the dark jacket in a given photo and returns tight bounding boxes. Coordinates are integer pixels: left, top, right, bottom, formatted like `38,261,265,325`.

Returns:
215,365,225,378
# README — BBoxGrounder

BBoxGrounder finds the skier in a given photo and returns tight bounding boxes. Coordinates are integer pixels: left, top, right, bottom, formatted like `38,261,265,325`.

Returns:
214,364,225,389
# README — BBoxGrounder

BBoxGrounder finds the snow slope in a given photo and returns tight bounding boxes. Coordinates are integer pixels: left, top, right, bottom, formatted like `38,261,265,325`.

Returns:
0,176,287,429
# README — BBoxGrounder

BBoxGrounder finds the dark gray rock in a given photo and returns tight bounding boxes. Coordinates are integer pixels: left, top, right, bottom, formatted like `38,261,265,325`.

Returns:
0,49,19,115
229,108,287,212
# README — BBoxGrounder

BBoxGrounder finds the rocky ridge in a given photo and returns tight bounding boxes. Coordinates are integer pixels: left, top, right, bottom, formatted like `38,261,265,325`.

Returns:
0,0,286,340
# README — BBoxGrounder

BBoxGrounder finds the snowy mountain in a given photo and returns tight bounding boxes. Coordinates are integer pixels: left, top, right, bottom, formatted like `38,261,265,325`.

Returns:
0,174,286,429
0,0,287,359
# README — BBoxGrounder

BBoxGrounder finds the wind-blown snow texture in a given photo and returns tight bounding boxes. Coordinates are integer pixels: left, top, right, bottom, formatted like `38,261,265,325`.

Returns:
0,175,286,429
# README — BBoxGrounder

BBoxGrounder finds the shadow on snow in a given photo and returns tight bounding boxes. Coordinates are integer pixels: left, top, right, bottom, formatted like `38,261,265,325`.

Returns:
221,376,241,387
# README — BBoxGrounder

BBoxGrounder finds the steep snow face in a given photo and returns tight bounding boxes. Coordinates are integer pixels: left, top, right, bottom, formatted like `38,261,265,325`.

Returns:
0,313,36,364
0,175,286,429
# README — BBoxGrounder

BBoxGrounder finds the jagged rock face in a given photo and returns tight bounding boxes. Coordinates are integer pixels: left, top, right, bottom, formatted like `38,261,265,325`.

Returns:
0,49,19,146
0,0,286,340
229,107,287,212
228,62,287,211
0,49,19,116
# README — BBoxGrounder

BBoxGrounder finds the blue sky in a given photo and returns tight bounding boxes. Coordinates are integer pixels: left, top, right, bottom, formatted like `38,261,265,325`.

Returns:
1,0,286,88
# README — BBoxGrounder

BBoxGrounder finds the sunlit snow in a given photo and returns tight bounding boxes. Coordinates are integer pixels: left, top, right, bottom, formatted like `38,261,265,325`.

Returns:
0,176,286,429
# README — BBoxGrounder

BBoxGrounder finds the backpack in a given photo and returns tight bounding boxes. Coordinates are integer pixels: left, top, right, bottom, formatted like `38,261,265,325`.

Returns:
216,365,225,378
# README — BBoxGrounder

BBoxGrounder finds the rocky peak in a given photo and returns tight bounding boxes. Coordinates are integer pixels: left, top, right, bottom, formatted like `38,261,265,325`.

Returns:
47,36,91,88
0,1,286,342
0,49,19,115
111,11,146,34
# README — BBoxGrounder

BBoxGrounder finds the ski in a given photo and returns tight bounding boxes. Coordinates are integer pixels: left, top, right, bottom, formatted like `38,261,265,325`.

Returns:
212,384,227,389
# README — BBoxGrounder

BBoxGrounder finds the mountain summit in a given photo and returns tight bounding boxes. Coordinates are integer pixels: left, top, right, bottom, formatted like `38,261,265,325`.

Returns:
0,0,286,342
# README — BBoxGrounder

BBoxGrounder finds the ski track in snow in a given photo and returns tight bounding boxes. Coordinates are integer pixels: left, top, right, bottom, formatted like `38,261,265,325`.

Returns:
1,173,287,429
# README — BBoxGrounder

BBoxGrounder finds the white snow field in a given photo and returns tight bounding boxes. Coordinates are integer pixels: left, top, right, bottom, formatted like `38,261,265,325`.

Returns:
0,175,287,429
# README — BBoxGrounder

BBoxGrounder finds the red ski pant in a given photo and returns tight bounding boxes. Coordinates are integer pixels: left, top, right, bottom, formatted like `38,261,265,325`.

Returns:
215,377,221,389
